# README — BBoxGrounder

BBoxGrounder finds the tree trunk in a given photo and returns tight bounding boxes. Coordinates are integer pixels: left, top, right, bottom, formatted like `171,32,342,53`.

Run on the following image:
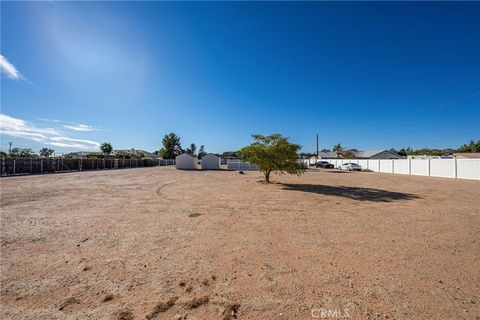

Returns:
265,170,271,183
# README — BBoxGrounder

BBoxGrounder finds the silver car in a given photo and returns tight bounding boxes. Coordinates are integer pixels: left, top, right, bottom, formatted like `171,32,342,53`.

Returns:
339,163,363,171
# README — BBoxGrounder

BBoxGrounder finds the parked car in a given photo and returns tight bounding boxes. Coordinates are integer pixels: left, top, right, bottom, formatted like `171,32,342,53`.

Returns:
316,161,334,169
339,163,363,171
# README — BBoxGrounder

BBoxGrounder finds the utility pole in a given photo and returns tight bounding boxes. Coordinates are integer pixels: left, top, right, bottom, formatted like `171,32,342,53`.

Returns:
8,142,12,154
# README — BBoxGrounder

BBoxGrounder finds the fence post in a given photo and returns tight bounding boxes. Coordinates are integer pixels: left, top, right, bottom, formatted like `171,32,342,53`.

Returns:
454,158,457,179
428,159,431,177
13,159,16,175
41,159,43,173
30,158,33,174
391,159,394,173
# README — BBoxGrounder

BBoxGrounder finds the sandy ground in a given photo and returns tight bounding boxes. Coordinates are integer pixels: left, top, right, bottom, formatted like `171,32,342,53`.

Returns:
1,167,479,320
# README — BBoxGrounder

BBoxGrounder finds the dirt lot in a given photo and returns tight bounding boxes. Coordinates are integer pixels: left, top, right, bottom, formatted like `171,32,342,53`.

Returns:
1,167,479,320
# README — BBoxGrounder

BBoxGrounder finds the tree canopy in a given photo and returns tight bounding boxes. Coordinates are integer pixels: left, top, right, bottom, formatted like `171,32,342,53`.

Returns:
239,134,305,183
198,145,207,158
39,148,54,157
100,142,113,155
9,148,37,158
333,143,343,154
161,133,183,159
116,150,145,159
186,143,197,156
458,140,480,153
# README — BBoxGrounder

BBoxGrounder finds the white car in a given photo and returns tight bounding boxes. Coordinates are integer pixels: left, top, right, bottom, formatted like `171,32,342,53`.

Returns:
339,163,363,171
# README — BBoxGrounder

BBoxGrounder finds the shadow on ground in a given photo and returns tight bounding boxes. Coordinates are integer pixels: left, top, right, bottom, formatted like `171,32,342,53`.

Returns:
280,183,420,202
317,170,350,173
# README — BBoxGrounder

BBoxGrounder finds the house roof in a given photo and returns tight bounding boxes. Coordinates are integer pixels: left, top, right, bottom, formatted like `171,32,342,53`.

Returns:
318,151,338,158
222,151,240,158
354,150,385,158
317,149,401,159
453,152,480,159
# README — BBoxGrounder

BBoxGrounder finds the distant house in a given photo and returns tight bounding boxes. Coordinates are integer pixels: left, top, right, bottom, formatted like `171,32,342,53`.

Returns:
222,151,240,160
303,151,338,165
318,151,339,159
221,151,240,165
354,150,402,159
407,155,453,160
317,150,401,159
175,153,197,170
453,153,480,159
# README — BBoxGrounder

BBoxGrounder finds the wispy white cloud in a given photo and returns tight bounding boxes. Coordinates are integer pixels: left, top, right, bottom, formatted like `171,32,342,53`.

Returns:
0,114,100,149
49,137,100,148
37,118,63,123
0,114,57,140
0,54,23,80
38,118,103,132
63,124,101,132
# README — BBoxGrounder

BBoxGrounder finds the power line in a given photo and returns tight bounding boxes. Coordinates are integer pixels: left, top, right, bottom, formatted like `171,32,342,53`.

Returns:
376,90,479,126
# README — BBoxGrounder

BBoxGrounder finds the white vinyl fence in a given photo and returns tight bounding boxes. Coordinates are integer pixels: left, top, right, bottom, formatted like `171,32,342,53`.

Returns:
227,159,259,171
321,158,480,180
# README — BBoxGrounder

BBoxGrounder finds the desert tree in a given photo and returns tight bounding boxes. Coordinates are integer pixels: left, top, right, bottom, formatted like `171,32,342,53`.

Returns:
10,147,37,158
198,145,207,158
162,133,183,159
239,134,305,183
186,143,197,156
157,148,167,159
332,143,343,154
100,142,113,156
39,148,54,158
458,139,480,153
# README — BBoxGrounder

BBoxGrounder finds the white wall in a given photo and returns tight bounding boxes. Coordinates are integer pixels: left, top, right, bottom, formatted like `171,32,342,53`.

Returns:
379,160,393,173
369,160,380,172
430,159,455,178
410,159,430,176
457,159,480,180
227,160,258,171
358,159,369,169
318,158,480,180
393,159,410,175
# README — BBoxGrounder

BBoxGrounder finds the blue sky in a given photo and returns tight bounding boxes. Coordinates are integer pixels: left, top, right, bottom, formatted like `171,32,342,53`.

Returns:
1,2,479,154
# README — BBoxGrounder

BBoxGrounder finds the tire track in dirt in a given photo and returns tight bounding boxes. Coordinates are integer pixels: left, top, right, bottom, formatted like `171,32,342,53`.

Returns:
155,181,178,201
